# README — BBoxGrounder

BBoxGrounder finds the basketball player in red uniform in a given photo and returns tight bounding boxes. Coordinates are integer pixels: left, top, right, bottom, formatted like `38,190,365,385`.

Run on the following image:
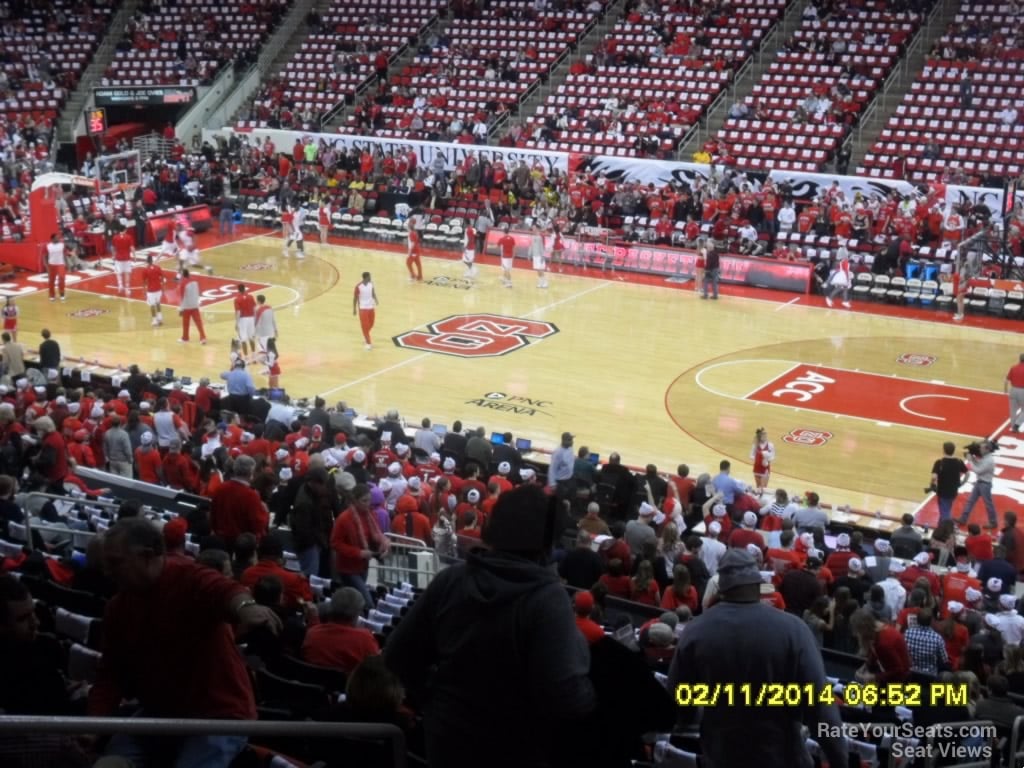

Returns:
143,254,165,326
750,427,775,496
353,271,378,350
111,228,135,294
406,218,423,282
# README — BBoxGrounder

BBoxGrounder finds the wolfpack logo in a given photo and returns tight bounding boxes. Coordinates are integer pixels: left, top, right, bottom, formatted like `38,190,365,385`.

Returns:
393,313,559,358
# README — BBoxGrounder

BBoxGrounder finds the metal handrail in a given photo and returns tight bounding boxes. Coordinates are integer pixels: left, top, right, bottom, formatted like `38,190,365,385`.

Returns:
0,716,407,768
1010,713,1024,764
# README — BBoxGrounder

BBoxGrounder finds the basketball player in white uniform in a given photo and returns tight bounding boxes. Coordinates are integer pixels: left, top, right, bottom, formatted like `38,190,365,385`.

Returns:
529,225,548,289
289,204,308,259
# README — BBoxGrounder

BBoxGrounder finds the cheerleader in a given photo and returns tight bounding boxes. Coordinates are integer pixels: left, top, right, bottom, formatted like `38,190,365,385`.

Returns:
262,337,281,388
750,427,775,496
2,297,18,341
550,224,565,272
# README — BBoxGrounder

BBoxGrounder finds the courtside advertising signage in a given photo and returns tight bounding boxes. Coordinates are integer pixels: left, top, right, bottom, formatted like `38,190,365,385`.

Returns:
484,231,813,293
94,87,196,107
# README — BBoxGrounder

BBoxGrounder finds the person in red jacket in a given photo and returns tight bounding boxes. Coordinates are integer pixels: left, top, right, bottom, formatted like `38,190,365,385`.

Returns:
824,532,858,581
134,431,163,484
32,416,68,494
161,438,198,493
661,564,699,612
301,586,380,674
727,511,765,553
330,483,390,607
210,455,268,547
89,518,281,767
965,523,994,562
240,534,313,610
573,590,605,644
850,608,911,683
392,494,433,544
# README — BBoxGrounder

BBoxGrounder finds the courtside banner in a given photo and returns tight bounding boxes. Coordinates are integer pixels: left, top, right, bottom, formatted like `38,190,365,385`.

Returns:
207,128,568,176
484,230,812,293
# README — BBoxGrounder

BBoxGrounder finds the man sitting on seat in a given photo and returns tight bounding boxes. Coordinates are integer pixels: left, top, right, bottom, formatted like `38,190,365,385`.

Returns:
240,533,313,610
301,587,379,674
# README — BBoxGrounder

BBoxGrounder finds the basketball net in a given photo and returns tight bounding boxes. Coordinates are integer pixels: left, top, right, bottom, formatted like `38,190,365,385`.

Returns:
98,181,140,198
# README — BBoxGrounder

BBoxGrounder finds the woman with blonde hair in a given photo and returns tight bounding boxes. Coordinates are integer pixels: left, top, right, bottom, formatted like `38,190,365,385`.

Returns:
659,522,684,567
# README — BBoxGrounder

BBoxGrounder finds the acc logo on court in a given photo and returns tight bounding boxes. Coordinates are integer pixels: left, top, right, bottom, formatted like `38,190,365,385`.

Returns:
783,428,833,447
393,314,559,358
897,353,936,367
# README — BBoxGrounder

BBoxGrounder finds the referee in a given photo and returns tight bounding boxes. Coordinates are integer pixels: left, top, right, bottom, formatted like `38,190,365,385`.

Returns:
1006,353,1024,432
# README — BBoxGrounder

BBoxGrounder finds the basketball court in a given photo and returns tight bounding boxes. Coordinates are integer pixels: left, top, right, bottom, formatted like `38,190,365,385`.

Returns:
15,229,1023,525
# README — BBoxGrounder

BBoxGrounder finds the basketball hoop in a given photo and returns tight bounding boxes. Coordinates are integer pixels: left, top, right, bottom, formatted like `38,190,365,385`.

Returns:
98,181,140,199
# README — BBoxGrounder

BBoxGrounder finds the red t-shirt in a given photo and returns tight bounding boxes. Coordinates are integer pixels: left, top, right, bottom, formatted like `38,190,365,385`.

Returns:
143,264,164,292
965,534,994,562
575,616,605,644
1008,363,1024,388
499,234,516,259
301,623,380,674
112,232,133,261
88,558,255,719
234,293,256,318
134,446,162,484
241,559,313,610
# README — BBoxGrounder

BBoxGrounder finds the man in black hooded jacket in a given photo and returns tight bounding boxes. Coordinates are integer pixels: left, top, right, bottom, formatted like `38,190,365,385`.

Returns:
384,484,595,768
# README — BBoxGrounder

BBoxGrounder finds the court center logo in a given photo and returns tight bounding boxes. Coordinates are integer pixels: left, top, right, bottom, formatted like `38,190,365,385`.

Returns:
897,353,936,367
393,313,559,358
783,428,833,447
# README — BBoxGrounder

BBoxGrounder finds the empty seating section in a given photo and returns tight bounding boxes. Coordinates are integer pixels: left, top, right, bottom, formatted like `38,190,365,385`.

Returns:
519,0,785,157
861,1,1024,185
346,1,602,140
718,5,921,172
860,3,1024,183
0,0,115,121
256,0,444,127
102,0,289,87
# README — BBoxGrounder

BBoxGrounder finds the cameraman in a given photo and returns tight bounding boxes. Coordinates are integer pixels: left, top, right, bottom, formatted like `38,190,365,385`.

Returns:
956,440,998,529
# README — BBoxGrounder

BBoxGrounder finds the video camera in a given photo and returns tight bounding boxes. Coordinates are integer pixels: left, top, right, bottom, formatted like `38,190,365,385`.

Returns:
964,439,1000,458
